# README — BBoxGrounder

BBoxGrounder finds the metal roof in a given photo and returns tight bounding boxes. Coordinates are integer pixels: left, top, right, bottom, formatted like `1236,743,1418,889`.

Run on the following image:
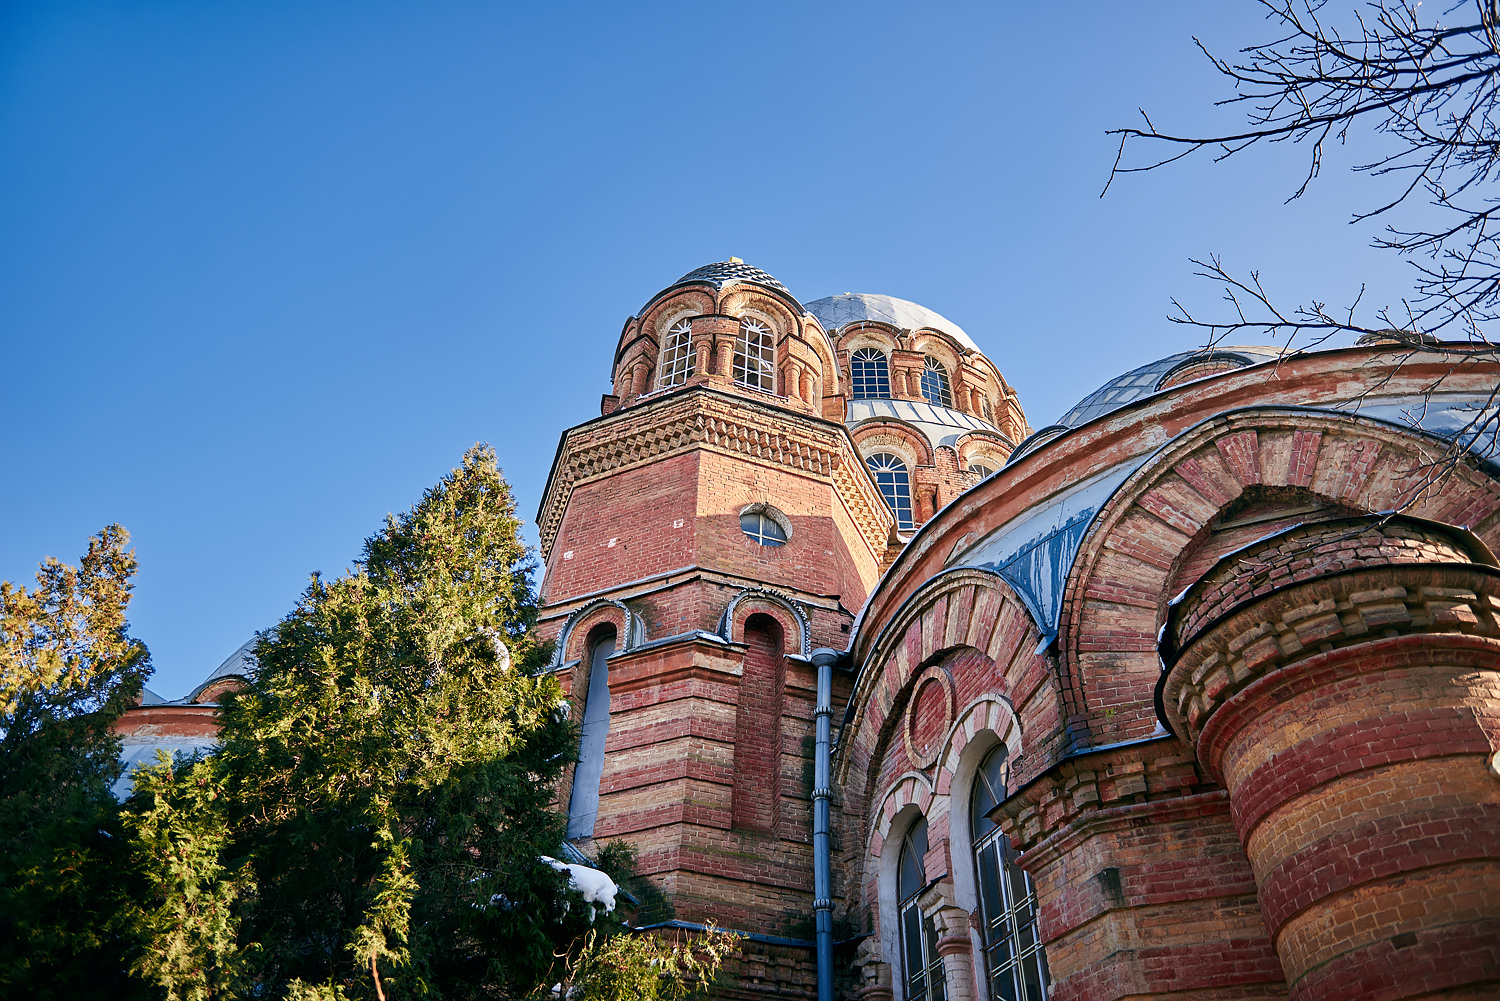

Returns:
184,635,257,703
804,293,981,353
650,261,800,307
847,398,1001,449
1056,346,1285,428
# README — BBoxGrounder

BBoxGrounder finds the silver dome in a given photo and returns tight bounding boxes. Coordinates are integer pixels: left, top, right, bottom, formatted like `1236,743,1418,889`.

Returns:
804,293,980,353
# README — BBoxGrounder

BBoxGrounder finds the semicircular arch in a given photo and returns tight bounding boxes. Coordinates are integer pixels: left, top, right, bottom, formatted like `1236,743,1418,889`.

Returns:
1056,406,1500,747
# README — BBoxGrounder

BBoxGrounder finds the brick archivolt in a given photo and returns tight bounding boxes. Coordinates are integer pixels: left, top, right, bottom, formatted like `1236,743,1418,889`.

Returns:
1057,409,1500,747
537,389,894,559
837,569,1050,790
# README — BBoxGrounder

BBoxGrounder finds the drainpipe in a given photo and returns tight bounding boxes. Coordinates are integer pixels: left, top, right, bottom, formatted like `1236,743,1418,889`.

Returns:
810,647,839,1001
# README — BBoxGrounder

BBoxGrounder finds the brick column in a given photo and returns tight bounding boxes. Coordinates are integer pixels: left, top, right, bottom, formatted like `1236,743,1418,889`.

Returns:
918,883,976,1001
1163,518,1500,1001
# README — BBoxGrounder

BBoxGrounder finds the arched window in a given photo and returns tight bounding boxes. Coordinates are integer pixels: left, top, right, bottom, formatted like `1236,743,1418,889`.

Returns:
866,452,914,531
658,319,695,389
734,317,775,392
850,347,891,399
899,817,947,1001
566,627,617,838
971,745,1049,1000
968,462,995,478
920,357,953,408
740,507,788,547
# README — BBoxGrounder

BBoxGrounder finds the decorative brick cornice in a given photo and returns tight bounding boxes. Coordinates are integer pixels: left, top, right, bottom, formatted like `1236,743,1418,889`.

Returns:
988,735,1214,857
537,388,892,559
1163,563,1500,745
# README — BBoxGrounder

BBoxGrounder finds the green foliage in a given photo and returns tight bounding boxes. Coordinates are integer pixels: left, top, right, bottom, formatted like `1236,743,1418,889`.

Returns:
0,526,156,1000
125,757,251,1000
127,446,585,1000
542,924,736,1001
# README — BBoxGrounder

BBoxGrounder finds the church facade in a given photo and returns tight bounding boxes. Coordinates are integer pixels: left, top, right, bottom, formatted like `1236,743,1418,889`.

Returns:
121,260,1500,1000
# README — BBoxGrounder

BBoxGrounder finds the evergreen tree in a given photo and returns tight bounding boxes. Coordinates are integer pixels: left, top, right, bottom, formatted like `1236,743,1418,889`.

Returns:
0,526,155,1000
128,445,583,999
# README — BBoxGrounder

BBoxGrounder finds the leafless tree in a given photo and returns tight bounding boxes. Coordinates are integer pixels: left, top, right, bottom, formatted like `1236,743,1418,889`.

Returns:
1105,0,1500,476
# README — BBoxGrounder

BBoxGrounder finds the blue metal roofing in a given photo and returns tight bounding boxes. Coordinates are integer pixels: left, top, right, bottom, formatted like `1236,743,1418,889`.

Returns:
1056,347,1285,428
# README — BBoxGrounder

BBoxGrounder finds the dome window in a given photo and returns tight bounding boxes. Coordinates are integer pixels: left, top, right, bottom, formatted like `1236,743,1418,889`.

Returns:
866,452,914,531
920,357,953,408
740,504,790,547
733,318,775,392
658,319,696,389
850,347,892,400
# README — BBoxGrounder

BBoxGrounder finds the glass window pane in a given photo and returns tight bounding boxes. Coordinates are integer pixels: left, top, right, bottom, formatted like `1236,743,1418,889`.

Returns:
920,357,952,407
658,319,696,388
866,452,914,531
733,318,775,391
851,347,891,399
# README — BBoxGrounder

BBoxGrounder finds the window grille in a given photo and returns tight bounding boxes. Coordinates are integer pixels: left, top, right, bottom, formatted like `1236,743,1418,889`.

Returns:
971,745,1050,1001
920,357,953,407
658,319,695,389
899,817,947,1001
740,509,788,547
866,453,914,531
850,347,892,399
734,318,775,391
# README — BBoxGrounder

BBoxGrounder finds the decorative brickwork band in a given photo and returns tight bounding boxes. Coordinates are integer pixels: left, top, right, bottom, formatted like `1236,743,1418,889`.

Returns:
538,387,893,559
1163,517,1500,1001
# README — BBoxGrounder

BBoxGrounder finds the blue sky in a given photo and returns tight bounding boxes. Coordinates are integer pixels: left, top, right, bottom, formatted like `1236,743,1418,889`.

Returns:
2,1,1424,697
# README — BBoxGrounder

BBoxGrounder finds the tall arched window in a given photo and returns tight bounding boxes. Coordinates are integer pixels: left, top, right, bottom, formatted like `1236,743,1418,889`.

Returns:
920,357,953,407
734,317,775,391
658,319,695,389
850,347,891,399
971,744,1050,1000
899,817,946,1001
566,627,617,839
866,452,914,531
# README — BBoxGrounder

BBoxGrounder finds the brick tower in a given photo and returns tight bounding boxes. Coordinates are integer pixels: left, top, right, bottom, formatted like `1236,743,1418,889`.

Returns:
533,260,1025,976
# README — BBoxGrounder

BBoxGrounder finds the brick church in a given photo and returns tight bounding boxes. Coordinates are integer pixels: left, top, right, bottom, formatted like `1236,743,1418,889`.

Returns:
121,260,1500,1000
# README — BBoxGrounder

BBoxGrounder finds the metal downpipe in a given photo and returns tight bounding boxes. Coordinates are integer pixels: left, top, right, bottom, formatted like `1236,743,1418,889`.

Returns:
810,647,838,1001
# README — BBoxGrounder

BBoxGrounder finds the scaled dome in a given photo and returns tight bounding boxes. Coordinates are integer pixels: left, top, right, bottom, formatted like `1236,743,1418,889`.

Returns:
645,260,800,311
804,293,980,352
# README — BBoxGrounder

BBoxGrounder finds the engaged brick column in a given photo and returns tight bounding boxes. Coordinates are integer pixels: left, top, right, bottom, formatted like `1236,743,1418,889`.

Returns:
1163,518,1500,1001
917,882,977,1001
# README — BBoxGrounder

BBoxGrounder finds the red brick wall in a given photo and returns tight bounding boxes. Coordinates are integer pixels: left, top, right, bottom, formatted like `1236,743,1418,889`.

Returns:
732,615,785,834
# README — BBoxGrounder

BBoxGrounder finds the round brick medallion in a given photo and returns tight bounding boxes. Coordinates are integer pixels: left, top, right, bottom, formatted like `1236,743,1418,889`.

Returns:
904,664,957,768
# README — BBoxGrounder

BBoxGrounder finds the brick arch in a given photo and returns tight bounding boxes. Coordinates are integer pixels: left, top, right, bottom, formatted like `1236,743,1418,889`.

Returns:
800,314,841,398
635,288,715,341
717,288,802,336
836,569,1050,789
551,598,642,669
851,422,936,469
909,332,963,377
867,771,934,860
1057,408,1500,749
934,695,1021,800
718,587,811,657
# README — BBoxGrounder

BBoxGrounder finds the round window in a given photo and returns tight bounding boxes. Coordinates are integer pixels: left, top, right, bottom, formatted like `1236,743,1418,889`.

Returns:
740,506,790,547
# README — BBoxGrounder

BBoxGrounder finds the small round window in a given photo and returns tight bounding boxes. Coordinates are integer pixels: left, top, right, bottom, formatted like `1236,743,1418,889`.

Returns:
740,506,790,547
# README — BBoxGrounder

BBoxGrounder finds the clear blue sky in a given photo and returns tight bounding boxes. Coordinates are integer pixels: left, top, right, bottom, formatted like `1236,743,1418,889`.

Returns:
2,1,1422,698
